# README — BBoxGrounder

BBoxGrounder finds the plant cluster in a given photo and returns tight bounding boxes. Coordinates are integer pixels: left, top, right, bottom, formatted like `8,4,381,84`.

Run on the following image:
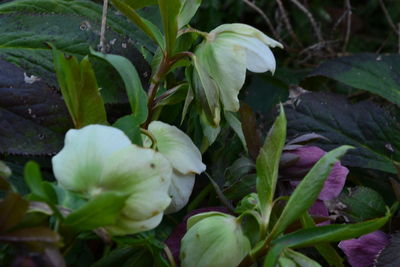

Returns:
0,0,399,266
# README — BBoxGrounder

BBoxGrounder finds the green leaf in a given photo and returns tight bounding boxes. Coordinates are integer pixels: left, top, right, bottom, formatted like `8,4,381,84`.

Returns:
111,0,164,48
90,48,148,124
308,53,400,105
113,115,143,146
178,0,202,28
64,191,128,231
52,47,108,128
286,92,400,174
270,145,352,239
158,0,181,54
300,212,345,267
122,0,158,9
265,213,390,266
284,249,321,267
338,187,387,222
23,161,46,200
224,111,247,152
256,105,286,219
0,0,151,103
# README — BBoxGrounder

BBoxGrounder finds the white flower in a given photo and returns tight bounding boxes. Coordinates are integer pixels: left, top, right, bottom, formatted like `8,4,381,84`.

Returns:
180,212,251,267
147,121,206,213
52,125,172,235
194,23,283,112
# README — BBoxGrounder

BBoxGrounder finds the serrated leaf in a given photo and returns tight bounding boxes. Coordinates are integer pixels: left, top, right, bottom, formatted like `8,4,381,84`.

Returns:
286,92,400,174
64,191,128,231
0,59,71,155
308,53,400,105
270,146,352,239
338,187,387,222
0,0,151,103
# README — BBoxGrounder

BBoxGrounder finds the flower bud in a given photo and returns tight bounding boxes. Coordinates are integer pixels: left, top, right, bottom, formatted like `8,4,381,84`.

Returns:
180,212,251,267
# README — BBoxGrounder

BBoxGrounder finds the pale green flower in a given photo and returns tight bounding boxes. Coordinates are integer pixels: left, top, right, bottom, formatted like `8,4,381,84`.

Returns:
147,121,206,213
194,23,283,112
180,212,251,267
52,125,172,235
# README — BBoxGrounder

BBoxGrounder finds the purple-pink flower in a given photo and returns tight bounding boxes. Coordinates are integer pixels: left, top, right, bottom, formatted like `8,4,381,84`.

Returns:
281,146,349,222
338,230,390,267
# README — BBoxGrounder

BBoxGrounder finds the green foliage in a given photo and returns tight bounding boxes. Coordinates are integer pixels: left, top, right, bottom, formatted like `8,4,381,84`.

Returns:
53,47,108,128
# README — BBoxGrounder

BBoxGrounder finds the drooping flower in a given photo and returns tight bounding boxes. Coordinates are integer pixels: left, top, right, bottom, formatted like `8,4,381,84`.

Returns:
194,23,283,117
180,212,251,267
52,125,172,235
281,146,349,222
146,121,206,214
338,230,390,267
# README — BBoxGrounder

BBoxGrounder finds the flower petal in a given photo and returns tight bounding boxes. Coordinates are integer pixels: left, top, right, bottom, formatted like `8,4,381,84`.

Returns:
319,162,349,201
100,145,172,220
148,121,206,174
52,125,132,192
165,172,195,214
107,212,164,236
339,230,390,267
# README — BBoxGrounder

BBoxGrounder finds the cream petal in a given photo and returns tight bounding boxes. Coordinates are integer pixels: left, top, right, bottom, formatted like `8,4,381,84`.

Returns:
148,121,206,174
52,125,132,192
165,172,195,214
106,212,164,236
205,37,247,112
210,23,283,48
99,145,172,220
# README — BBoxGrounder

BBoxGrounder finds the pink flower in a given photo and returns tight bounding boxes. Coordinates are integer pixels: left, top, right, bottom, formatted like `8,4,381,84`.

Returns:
281,146,349,221
338,230,390,267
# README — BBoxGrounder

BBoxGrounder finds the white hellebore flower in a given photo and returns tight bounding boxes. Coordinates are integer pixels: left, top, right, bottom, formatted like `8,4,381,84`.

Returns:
52,125,172,235
194,23,283,113
146,121,206,214
180,212,251,267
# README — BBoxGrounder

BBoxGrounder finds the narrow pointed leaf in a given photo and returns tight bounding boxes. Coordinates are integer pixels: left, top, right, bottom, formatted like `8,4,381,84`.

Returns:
90,48,148,124
265,213,390,266
158,0,181,54
256,105,286,216
270,145,352,238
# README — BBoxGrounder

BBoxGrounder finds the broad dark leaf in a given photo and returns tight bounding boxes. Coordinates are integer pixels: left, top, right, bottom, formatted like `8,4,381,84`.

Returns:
376,232,400,267
308,53,400,105
338,186,387,222
285,92,400,174
0,59,70,155
0,0,151,103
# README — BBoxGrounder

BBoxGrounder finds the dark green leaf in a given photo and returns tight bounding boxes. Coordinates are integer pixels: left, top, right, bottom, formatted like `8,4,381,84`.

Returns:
286,92,400,173
239,103,261,160
111,0,164,48
0,192,28,232
64,192,128,231
52,48,108,128
376,232,400,267
90,48,148,124
0,59,70,155
338,187,387,222
122,0,157,9
270,146,352,238
113,115,142,145
256,105,286,218
265,213,390,266
0,0,151,103
308,54,400,105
